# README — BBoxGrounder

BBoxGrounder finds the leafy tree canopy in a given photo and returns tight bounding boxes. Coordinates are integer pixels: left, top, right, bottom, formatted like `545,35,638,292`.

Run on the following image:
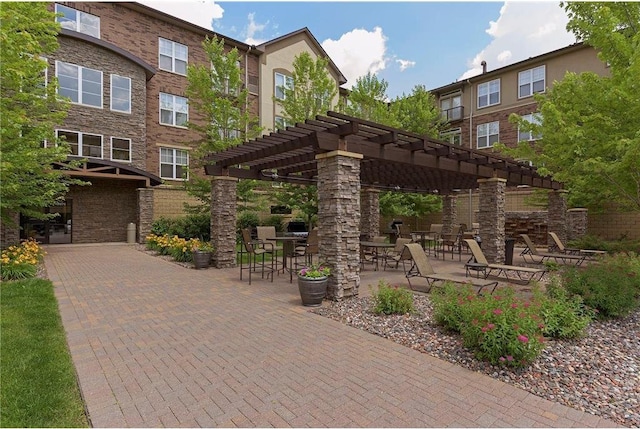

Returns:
274,51,337,127
0,2,78,226
503,2,640,210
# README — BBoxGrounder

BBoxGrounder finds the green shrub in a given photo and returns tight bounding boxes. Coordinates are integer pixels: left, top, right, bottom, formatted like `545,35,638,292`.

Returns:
150,215,210,241
262,215,285,232
431,284,545,367
370,281,415,315
1,239,44,281
562,252,640,319
533,279,594,339
568,234,640,254
237,211,260,241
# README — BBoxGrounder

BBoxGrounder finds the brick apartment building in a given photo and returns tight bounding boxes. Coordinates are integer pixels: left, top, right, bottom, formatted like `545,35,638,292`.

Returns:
7,2,344,245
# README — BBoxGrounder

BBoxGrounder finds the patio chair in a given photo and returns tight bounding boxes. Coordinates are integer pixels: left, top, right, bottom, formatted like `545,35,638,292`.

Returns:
360,236,389,270
239,228,275,285
383,238,412,270
548,232,606,260
520,234,586,266
293,229,319,270
403,243,498,294
257,226,283,253
463,238,546,285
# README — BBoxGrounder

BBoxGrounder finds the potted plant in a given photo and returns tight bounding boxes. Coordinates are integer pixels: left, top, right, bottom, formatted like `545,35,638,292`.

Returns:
296,263,331,306
192,239,214,269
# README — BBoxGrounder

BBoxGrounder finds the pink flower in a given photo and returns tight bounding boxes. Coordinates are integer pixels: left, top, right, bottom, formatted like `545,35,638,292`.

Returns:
511,303,519,309
487,323,495,330
499,357,506,362
493,308,503,315
517,335,529,343
523,302,531,308
506,355,514,362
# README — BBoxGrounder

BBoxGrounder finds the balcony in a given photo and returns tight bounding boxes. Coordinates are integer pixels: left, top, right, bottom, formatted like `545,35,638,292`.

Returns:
442,106,464,122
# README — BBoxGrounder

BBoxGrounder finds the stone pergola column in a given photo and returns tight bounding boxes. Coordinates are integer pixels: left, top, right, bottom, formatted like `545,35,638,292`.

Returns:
360,188,380,240
137,188,154,244
547,190,569,249
317,150,362,301
441,194,458,236
567,208,588,241
211,176,238,268
478,178,506,264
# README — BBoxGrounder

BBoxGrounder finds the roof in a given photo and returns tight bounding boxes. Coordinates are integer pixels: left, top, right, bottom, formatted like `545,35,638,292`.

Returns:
55,158,163,187
430,42,586,94
257,27,348,85
205,111,562,193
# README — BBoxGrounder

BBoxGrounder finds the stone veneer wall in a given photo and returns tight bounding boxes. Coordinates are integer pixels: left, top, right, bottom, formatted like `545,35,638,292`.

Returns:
1,212,20,247
211,177,237,268
317,151,362,301
547,190,568,249
360,188,380,240
567,208,588,241
137,188,155,243
441,195,458,236
505,212,548,245
478,178,506,264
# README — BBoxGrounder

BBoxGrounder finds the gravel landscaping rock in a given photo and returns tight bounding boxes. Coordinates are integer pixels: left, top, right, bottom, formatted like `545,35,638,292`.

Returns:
312,295,640,428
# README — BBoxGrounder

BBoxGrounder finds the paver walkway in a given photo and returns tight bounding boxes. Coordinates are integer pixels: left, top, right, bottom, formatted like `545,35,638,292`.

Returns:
45,244,619,427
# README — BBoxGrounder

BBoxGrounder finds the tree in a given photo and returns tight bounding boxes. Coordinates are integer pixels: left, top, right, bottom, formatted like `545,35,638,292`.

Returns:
273,51,337,127
504,2,640,210
389,84,447,138
338,72,391,124
274,183,318,229
184,36,262,213
0,2,76,226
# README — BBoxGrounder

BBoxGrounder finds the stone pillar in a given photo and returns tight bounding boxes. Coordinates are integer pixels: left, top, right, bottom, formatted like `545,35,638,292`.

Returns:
547,190,569,249
317,150,362,301
137,188,154,244
441,194,458,236
567,208,588,241
478,178,506,264
360,188,380,240
211,176,238,268
0,211,20,247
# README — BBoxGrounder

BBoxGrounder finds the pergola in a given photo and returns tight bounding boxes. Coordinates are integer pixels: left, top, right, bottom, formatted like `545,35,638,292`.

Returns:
205,111,565,300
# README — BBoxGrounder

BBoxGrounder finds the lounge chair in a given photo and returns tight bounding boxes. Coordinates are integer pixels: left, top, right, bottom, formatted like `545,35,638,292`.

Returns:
520,234,586,266
383,238,412,270
464,238,545,285
548,232,606,260
403,243,498,294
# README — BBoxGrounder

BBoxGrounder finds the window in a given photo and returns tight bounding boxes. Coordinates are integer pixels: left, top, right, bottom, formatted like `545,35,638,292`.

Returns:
159,93,188,127
518,65,545,98
439,128,462,146
440,94,462,121
212,58,242,95
158,38,187,75
55,4,100,38
274,116,290,130
57,130,103,158
477,79,500,108
160,147,188,180
274,72,293,100
110,74,131,113
56,61,102,108
111,137,131,162
518,113,542,141
477,121,499,149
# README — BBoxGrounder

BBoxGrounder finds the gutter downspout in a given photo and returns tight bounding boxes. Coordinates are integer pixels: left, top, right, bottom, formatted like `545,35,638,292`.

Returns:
245,46,251,135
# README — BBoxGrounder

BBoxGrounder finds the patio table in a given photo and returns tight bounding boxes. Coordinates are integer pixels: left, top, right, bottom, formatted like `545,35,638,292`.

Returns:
360,241,395,271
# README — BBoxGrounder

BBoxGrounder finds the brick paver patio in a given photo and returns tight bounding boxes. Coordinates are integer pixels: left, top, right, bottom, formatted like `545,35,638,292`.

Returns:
45,244,619,427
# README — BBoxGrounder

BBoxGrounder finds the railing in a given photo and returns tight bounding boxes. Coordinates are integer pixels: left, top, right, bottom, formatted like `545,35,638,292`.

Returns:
442,106,464,122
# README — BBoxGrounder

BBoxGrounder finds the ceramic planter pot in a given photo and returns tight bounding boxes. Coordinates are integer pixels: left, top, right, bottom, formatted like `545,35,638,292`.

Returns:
193,250,211,269
297,275,328,306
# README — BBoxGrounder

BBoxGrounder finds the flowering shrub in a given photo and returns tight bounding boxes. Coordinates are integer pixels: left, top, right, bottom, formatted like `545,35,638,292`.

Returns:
144,234,212,264
371,281,415,315
1,239,45,281
297,263,330,279
431,284,545,367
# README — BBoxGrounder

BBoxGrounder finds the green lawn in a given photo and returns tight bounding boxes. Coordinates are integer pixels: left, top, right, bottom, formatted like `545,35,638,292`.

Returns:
0,278,88,427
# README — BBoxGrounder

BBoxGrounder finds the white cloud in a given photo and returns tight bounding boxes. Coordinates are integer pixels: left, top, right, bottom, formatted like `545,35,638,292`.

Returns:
243,12,268,46
396,59,416,72
321,27,388,89
459,1,576,81
139,0,223,31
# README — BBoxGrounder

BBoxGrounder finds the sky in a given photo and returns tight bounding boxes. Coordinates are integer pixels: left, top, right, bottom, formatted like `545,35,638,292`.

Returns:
139,0,578,98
